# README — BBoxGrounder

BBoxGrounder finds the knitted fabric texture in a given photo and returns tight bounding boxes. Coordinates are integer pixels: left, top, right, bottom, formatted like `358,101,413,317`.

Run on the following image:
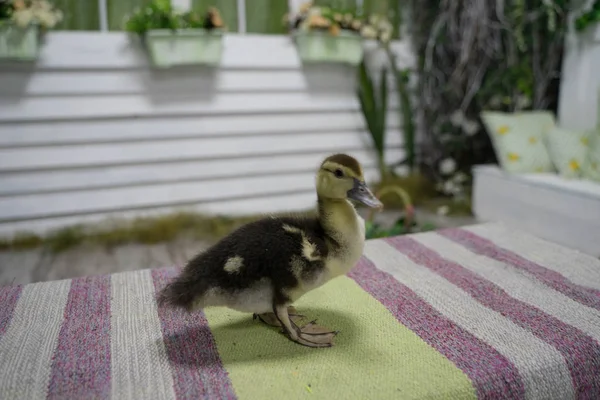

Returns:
1,222,599,399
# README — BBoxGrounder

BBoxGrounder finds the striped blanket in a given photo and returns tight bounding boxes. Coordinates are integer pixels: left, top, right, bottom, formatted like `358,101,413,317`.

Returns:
1,222,599,399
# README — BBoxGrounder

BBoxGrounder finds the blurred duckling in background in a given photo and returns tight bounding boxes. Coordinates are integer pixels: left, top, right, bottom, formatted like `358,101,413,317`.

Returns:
158,154,383,348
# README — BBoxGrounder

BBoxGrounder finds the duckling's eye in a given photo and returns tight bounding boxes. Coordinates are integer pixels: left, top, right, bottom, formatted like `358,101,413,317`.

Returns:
334,169,344,178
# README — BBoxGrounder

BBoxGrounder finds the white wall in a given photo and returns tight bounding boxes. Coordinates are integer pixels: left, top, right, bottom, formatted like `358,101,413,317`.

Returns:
558,23,600,130
0,32,413,236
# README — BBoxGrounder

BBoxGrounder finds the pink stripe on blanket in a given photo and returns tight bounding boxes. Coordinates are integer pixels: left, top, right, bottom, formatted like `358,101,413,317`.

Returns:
0,285,23,337
46,275,112,399
348,257,526,400
439,228,600,311
151,267,237,400
387,236,600,398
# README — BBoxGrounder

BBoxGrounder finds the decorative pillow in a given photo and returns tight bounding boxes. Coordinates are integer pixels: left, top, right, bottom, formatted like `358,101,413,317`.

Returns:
545,126,594,179
581,128,600,182
480,111,556,173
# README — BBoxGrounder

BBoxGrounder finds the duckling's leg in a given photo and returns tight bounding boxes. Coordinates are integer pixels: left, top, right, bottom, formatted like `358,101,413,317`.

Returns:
273,303,338,348
253,306,304,327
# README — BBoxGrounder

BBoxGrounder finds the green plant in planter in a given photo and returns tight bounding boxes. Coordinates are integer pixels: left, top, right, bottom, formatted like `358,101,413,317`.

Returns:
124,0,180,35
356,18,430,210
364,184,435,238
0,0,63,60
357,57,389,178
124,0,226,68
0,1,11,20
283,3,394,65
365,215,436,239
361,184,418,240
575,1,600,32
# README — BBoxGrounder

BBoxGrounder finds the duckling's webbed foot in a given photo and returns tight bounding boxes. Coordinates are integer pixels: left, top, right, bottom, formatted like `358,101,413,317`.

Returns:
273,304,337,348
254,306,304,327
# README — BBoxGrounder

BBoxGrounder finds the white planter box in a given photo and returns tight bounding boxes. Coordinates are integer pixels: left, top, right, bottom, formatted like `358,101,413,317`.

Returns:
293,30,363,65
145,28,223,68
472,164,600,256
0,22,38,61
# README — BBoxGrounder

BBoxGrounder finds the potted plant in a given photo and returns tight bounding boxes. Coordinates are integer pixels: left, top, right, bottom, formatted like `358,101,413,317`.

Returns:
283,1,393,65
124,0,225,68
363,185,438,239
0,0,62,61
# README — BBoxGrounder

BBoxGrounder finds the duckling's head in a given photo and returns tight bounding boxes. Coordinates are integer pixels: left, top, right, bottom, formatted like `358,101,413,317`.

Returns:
316,153,383,209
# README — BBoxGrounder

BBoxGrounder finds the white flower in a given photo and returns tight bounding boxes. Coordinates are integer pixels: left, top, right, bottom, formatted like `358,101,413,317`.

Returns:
462,119,479,136
489,95,502,108
11,0,63,29
299,1,313,14
378,19,393,33
13,10,33,28
437,205,450,216
439,158,457,175
379,30,391,43
452,172,468,183
515,95,531,110
38,12,57,28
307,6,321,17
443,180,455,194
439,133,453,143
360,25,377,39
450,110,465,127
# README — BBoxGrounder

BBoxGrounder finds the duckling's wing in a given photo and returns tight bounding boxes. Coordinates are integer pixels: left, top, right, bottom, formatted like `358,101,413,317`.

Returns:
277,216,330,260
157,217,317,311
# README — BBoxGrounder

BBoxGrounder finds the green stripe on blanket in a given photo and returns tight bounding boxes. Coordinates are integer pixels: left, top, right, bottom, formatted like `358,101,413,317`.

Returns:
204,276,476,400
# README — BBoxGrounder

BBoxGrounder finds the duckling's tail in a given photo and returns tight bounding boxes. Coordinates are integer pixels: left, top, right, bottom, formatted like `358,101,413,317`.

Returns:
156,274,207,312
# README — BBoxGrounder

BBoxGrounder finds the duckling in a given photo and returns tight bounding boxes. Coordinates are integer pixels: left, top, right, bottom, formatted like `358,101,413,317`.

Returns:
157,153,383,348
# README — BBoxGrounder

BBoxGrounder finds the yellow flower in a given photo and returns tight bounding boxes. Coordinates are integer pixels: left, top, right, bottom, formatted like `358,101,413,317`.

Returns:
569,159,580,171
497,125,510,135
528,136,538,144
507,153,520,162
581,137,589,146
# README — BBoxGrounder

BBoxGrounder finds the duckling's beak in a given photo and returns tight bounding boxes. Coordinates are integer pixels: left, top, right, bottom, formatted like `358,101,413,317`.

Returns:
348,178,383,209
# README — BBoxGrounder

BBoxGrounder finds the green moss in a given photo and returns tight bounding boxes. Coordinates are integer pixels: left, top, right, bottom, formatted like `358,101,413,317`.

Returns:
0,232,43,251
45,225,87,253
0,210,314,254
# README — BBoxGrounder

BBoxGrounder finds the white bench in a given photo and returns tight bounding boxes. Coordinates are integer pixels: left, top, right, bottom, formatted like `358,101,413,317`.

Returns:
472,164,600,257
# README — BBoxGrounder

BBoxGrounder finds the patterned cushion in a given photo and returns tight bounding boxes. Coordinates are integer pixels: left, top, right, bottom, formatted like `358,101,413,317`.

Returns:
582,128,600,182
480,111,556,173
545,126,594,179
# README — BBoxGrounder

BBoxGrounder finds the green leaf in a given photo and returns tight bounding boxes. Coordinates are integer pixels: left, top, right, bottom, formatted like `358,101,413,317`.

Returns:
378,66,388,149
358,59,384,157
